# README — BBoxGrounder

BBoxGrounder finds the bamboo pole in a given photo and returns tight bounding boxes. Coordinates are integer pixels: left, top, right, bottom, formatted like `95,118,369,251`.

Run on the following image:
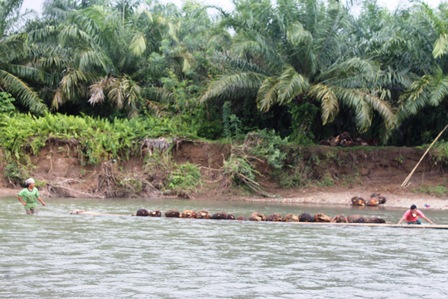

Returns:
401,124,448,188
291,222,448,229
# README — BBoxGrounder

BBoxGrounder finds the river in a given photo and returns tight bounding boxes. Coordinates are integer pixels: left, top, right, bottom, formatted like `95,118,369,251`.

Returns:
1,197,447,298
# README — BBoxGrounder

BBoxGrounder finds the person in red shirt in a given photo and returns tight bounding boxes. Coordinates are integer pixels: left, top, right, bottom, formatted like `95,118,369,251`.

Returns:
398,204,435,225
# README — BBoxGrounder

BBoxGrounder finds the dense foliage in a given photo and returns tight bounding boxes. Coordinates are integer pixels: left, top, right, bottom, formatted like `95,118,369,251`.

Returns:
0,112,196,164
1,0,448,151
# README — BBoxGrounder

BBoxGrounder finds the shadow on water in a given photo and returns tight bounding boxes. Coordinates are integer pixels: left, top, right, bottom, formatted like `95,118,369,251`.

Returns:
1,196,448,298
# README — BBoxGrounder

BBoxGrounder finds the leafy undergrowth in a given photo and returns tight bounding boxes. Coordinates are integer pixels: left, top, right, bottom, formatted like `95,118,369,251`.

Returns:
412,184,448,198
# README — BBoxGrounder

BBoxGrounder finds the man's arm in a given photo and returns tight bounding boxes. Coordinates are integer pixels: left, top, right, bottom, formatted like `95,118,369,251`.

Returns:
418,210,433,224
17,196,26,206
422,216,434,224
37,196,46,206
397,211,408,224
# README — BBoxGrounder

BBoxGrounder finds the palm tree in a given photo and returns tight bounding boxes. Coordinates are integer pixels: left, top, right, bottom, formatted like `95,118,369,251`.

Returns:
381,3,448,144
30,0,211,118
397,3,448,115
200,0,397,139
145,0,223,113
0,0,48,114
26,1,167,116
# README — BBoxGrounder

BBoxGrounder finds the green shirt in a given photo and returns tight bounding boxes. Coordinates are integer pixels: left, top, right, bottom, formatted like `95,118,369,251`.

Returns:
18,187,40,209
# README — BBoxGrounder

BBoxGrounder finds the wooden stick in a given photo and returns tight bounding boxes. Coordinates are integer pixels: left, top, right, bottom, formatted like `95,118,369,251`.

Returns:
401,124,448,188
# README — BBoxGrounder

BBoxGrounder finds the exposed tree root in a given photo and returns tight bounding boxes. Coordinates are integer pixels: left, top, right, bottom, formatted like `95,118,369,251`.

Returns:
95,161,161,198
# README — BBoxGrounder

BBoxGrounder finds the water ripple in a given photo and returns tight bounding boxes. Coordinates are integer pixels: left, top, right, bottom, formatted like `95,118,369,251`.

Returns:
1,197,448,298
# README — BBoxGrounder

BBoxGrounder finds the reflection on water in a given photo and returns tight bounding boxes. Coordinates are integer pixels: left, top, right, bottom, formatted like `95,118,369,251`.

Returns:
1,197,448,298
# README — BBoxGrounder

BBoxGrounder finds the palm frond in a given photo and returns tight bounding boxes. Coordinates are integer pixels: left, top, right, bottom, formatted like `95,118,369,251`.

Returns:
207,28,232,51
323,86,397,132
88,77,114,106
0,33,26,62
318,58,379,86
276,65,309,105
383,68,416,90
77,49,110,72
0,0,23,36
106,76,142,109
308,83,339,125
199,72,265,103
38,54,66,70
136,9,154,24
349,89,396,132
27,25,58,42
174,49,195,74
59,68,91,100
143,87,175,104
433,33,448,58
129,32,146,56
58,24,92,47
0,69,48,114
212,52,269,74
42,0,73,20
107,78,125,109
232,31,285,73
51,87,66,110
6,64,40,80
428,71,448,106
257,77,279,112
167,22,179,43
287,22,313,46
285,22,317,76
314,0,345,68
364,93,397,132
122,77,142,105
398,75,432,117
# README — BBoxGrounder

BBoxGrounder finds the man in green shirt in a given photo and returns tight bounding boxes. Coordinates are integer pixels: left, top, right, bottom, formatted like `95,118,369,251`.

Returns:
17,178,46,215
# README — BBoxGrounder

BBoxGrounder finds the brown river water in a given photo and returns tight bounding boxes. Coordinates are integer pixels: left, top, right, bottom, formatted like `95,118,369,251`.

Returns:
1,197,448,298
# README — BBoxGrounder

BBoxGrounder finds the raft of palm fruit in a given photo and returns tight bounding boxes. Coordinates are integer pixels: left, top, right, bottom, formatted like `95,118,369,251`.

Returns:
70,209,448,229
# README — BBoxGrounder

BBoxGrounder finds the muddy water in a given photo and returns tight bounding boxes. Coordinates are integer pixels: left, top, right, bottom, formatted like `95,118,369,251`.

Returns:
1,197,448,298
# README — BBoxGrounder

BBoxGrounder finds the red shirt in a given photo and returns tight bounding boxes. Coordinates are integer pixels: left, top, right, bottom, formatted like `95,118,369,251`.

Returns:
402,209,425,222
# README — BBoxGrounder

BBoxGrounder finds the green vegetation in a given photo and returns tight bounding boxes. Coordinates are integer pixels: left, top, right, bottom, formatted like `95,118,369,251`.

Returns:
142,151,202,195
278,164,313,188
222,101,242,139
395,155,405,165
223,154,257,186
432,141,448,167
167,163,202,192
220,130,287,196
3,162,28,186
317,173,335,187
0,0,447,146
0,92,16,113
341,173,362,188
244,129,288,169
0,113,196,165
412,184,448,198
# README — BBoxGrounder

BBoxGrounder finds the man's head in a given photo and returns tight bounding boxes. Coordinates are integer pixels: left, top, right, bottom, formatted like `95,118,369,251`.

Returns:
410,204,417,210
25,178,35,187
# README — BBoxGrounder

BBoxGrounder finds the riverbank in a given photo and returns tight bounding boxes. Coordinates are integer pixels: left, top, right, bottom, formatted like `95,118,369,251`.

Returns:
2,185,447,210
245,186,448,210
2,142,447,209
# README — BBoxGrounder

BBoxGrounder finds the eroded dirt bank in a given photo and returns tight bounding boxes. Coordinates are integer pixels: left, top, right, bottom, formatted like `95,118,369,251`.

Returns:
1,141,447,209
